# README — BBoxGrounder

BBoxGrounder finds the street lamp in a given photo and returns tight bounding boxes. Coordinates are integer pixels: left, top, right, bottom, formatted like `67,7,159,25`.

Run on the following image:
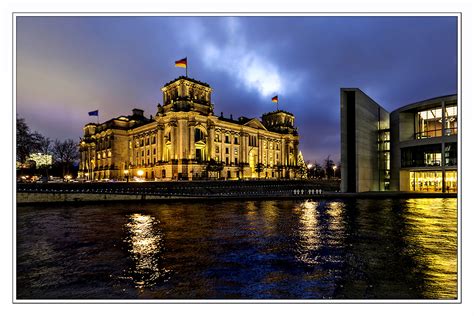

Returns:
124,169,129,182
307,164,313,179
332,165,337,178
137,169,144,181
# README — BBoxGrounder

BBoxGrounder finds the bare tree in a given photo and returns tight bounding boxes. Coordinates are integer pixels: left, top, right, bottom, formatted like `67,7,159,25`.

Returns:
324,155,335,179
38,136,52,155
16,116,43,163
52,139,79,178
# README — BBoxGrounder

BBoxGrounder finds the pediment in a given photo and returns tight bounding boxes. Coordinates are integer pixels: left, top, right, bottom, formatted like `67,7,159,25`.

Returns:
244,118,267,131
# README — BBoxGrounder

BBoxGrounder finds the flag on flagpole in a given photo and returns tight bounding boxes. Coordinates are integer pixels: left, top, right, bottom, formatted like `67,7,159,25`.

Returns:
175,57,187,68
88,110,99,116
271,95,278,103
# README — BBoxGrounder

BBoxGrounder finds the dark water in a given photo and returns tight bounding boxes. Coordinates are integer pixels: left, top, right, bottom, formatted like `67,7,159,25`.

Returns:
16,198,457,300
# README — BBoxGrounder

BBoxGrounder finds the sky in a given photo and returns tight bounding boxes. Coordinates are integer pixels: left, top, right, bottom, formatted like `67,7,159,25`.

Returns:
16,16,458,163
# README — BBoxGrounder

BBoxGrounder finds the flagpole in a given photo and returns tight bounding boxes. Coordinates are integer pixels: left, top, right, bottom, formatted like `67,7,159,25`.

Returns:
186,57,188,78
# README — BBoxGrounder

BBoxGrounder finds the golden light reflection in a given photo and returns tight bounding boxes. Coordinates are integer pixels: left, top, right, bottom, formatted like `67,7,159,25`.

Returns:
243,201,258,227
295,200,321,264
326,201,344,232
326,202,346,249
122,213,169,289
260,201,279,233
403,198,457,299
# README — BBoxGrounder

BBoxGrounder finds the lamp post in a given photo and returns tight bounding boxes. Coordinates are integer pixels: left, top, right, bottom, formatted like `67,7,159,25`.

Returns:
332,165,337,178
307,164,313,179
124,169,129,182
137,169,144,181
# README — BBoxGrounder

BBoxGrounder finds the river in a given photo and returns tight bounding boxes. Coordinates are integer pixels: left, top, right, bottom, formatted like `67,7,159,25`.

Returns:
16,198,457,300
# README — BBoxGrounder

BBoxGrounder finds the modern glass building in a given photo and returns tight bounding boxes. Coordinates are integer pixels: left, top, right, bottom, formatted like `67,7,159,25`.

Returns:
341,89,457,193
390,94,457,193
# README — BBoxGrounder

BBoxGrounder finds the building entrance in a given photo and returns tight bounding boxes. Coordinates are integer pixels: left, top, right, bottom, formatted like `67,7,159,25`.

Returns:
409,170,457,192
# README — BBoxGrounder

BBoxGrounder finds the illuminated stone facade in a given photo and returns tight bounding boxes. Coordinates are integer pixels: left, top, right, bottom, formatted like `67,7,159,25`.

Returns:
79,76,300,181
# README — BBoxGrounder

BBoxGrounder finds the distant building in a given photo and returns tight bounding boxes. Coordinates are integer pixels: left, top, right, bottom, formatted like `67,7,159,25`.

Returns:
340,89,457,193
79,76,300,181
27,153,53,168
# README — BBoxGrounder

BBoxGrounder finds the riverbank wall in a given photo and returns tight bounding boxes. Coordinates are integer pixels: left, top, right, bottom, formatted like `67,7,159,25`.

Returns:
16,180,456,204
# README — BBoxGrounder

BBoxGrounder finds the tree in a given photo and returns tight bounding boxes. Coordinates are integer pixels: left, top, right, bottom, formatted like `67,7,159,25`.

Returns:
38,136,52,155
205,159,224,179
237,162,246,179
324,155,335,179
52,139,79,178
16,116,43,164
314,162,325,179
296,151,307,179
35,136,52,177
335,161,341,179
255,163,264,179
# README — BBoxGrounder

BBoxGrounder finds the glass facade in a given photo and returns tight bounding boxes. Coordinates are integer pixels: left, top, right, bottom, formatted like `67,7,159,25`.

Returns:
401,144,442,168
445,171,457,192
444,103,457,136
415,103,457,139
445,142,457,166
409,170,457,193
416,106,443,139
378,129,390,190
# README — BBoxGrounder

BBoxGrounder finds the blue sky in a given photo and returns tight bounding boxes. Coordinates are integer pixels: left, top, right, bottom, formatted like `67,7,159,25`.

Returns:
16,16,457,162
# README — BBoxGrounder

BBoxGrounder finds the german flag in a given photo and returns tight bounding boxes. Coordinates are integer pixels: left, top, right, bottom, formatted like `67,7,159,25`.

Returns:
272,95,278,103
175,57,187,68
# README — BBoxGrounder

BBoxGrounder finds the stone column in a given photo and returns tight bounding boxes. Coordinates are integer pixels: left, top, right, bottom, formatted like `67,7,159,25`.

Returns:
157,125,164,161
171,124,176,160
176,120,182,160
189,123,196,160
230,133,234,165
266,139,270,166
241,132,246,163
208,125,215,160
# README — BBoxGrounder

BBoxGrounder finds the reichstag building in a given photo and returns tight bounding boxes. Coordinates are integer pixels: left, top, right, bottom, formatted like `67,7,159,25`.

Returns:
79,76,300,181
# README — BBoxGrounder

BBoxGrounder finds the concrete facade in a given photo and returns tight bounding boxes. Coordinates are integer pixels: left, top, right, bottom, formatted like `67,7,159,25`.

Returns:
340,88,389,192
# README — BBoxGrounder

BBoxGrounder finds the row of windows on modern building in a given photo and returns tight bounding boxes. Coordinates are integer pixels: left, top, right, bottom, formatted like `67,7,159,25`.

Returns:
414,102,457,139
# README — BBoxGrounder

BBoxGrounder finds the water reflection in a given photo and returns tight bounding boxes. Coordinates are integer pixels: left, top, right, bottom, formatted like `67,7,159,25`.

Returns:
295,200,320,265
121,213,170,289
16,198,457,299
402,199,457,299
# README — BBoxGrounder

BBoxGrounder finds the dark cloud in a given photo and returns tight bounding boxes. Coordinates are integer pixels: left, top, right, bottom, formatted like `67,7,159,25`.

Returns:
16,16,457,163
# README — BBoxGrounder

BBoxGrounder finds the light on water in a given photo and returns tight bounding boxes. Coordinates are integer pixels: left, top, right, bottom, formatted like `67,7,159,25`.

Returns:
402,199,457,299
16,198,457,299
122,213,169,289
